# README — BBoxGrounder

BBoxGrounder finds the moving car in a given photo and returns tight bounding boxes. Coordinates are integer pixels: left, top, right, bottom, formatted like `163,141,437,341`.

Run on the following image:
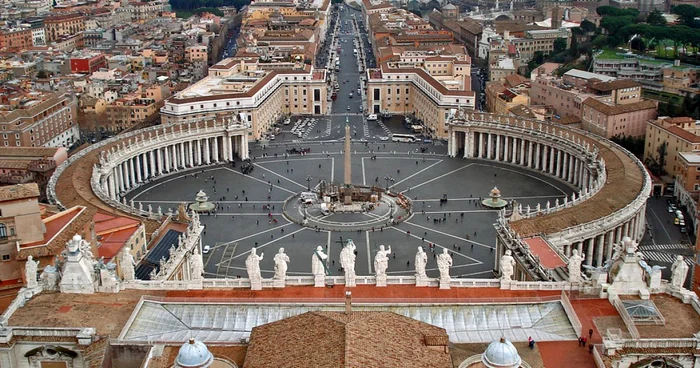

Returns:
366,114,377,121
203,245,211,254
347,105,351,110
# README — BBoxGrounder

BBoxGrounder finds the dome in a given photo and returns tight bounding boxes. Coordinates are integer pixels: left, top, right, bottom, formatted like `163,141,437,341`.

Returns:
482,338,521,368
176,339,213,368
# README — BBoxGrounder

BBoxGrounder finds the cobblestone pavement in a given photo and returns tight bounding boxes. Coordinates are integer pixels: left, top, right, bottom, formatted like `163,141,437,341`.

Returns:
126,139,576,280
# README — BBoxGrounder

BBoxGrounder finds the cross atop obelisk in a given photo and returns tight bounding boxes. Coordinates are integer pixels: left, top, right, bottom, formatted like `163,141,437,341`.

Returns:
344,123,352,185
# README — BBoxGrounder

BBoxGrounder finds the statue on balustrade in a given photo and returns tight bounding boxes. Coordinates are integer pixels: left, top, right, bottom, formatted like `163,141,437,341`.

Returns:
189,247,204,281
120,247,136,282
671,255,689,290
25,256,40,289
374,244,392,276
311,246,328,277
340,240,356,279
437,248,452,280
273,247,290,281
568,249,585,283
499,250,515,281
245,247,264,281
415,247,427,279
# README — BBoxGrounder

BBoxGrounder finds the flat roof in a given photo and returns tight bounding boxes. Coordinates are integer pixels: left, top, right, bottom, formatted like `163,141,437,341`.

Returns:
564,69,616,82
678,151,700,164
523,236,566,269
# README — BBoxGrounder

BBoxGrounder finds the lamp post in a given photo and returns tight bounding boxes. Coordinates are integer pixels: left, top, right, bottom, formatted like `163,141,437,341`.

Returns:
383,175,393,190
306,176,312,191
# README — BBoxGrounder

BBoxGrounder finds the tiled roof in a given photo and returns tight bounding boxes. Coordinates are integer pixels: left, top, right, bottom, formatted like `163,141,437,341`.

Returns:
0,183,39,201
583,98,657,116
0,147,62,159
590,79,641,91
244,311,451,368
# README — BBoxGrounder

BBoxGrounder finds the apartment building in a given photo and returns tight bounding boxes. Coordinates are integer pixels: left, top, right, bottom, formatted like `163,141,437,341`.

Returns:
161,58,328,139
366,51,475,139
0,90,79,148
0,28,34,50
186,46,208,62
105,97,159,131
510,28,571,61
69,52,107,74
581,80,657,138
0,147,67,201
485,74,531,116
644,117,700,180
43,12,85,42
530,69,607,121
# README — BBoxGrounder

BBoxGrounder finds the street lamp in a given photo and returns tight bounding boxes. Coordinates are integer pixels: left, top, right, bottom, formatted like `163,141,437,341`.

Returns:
306,176,312,191
384,175,393,190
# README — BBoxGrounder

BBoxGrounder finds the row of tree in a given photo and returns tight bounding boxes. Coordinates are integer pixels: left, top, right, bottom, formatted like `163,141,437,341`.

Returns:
168,0,250,11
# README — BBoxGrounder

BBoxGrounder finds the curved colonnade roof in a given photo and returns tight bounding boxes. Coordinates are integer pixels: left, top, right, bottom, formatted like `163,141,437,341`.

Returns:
505,129,645,237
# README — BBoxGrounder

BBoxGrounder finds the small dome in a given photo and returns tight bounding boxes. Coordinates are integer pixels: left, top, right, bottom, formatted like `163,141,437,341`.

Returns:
482,338,521,368
176,338,213,368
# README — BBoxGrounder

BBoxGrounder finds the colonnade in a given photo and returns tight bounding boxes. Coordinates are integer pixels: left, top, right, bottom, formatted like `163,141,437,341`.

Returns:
447,118,650,278
96,127,249,202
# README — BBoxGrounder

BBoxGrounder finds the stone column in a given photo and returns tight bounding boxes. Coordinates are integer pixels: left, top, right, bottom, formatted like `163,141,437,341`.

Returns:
196,140,202,165
108,174,116,199
478,132,484,158
556,150,562,178
527,141,533,168
157,148,163,175
127,158,135,189
495,134,501,161
623,221,630,238
242,135,249,160
535,143,541,170
567,154,574,183
164,146,171,172
519,138,525,165
596,234,605,266
511,137,518,164
606,231,615,261
487,133,493,159
503,136,509,162
204,138,211,164
577,241,583,256
180,142,186,168
135,155,142,184
213,137,219,162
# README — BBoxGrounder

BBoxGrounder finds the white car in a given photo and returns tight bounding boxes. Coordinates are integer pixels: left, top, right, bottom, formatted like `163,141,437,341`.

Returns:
366,114,378,121
379,136,389,141
297,132,303,138
202,245,211,254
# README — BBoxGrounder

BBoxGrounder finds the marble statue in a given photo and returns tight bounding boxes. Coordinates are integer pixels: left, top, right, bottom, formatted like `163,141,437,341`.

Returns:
499,250,515,281
415,247,428,279
245,248,264,281
568,249,585,283
374,244,392,276
25,256,39,289
339,240,356,279
311,246,328,277
189,247,204,281
273,247,290,280
120,247,136,282
437,248,453,281
671,255,689,289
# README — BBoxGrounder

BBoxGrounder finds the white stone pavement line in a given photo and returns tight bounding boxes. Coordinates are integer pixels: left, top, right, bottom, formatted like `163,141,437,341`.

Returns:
224,226,308,263
405,163,474,191
211,212,284,216
416,195,566,202
135,200,285,204
213,222,295,266
423,210,497,214
222,167,298,194
390,159,443,190
639,243,691,250
472,163,568,196
648,204,672,244
130,166,223,201
402,220,494,251
361,157,366,185
251,163,307,189
386,226,483,265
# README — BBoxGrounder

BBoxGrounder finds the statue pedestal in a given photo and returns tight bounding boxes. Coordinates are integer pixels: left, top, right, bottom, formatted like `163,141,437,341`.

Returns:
250,278,262,291
314,274,325,287
376,274,387,287
500,279,511,290
416,276,429,287
344,195,352,205
345,275,356,287
439,277,451,290
648,273,662,289
272,278,286,288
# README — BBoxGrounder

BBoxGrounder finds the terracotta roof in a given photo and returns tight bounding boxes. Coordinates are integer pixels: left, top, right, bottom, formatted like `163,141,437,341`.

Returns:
505,74,528,88
590,79,640,92
0,183,39,201
583,98,657,116
379,64,474,97
650,120,700,143
0,147,62,159
244,311,451,368
508,104,536,118
17,206,93,260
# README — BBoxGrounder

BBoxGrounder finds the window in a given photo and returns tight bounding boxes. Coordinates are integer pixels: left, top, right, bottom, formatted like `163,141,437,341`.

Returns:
0,223,6,239
1,255,9,261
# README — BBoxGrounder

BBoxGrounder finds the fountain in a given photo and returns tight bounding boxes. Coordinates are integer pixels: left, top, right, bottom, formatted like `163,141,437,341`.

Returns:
481,186,508,209
189,190,216,212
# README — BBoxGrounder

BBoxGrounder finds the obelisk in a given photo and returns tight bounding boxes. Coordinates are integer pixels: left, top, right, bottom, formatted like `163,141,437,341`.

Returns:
343,123,352,204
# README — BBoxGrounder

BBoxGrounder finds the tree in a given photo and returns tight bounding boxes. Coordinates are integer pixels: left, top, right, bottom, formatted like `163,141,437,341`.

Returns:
580,19,597,33
569,34,579,57
646,9,667,26
657,141,668,175
672,4,700,27
553,38,567,54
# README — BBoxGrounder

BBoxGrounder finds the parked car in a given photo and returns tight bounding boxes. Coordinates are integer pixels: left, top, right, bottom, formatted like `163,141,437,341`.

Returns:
681,226,687,233
203,245,211,254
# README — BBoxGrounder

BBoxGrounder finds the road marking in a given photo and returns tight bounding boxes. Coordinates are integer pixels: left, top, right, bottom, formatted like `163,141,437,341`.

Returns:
252,163,306,189
130,166,223,200
648,205,672,243
331,157,335,183
473,163,569,196
326,231,332,271
390,159,443,189
222,167,297,194
408,163,474,191
400,221,494,250
361,157,366,185
226,227,307,262
366,230,373,274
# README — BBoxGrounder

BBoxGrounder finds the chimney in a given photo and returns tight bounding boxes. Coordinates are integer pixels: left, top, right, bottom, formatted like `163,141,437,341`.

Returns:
345,291,352,315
